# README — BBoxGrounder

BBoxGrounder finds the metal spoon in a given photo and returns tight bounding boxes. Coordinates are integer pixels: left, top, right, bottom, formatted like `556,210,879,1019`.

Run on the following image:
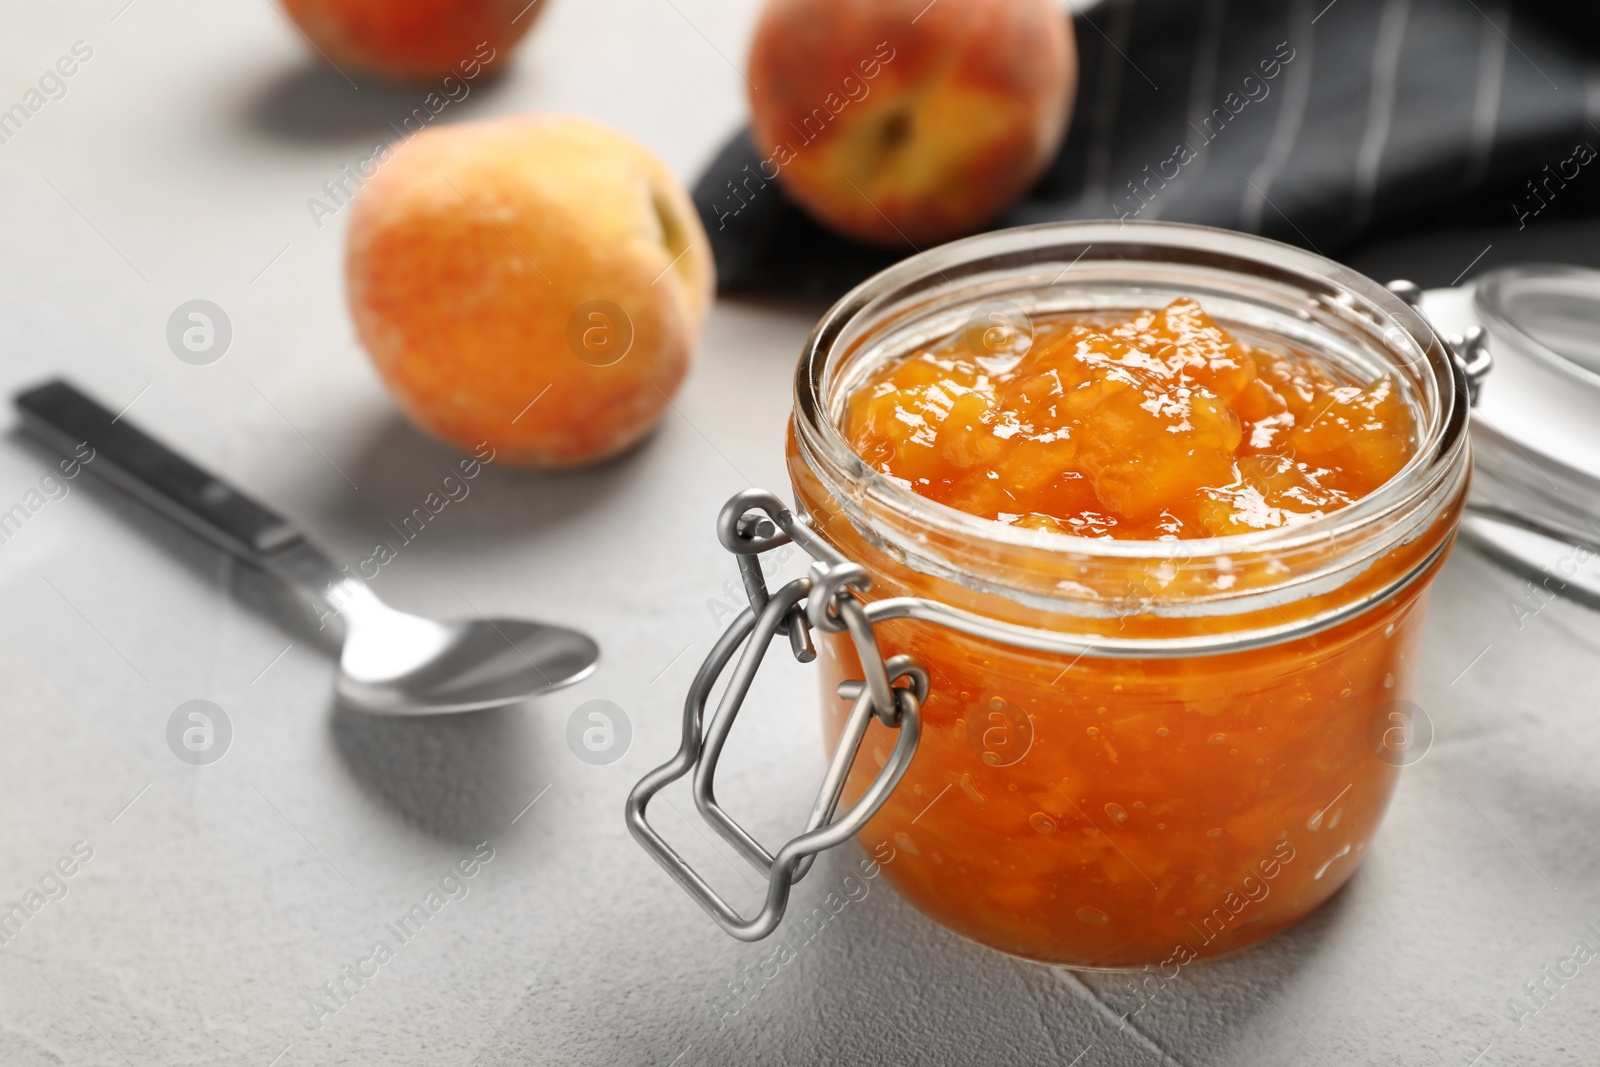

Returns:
15,379,598,714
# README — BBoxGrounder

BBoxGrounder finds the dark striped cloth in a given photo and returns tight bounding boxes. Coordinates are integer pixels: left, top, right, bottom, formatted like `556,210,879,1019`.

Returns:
695,0,1600,298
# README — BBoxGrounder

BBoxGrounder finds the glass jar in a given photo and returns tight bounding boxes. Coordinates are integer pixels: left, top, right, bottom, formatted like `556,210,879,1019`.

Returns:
627,220,1472,971
783,221,1470,968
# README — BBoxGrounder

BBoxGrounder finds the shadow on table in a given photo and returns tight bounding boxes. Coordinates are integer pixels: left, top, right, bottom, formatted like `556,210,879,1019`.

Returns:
311,418,610,849
540,836,1358,1066
1114,873,1357,1050
330,696,552,846
313,408,647,554
241,60,513,146
5,425,570,846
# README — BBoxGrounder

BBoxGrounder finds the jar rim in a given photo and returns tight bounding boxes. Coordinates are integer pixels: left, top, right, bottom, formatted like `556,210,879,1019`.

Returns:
792,220,1471,572
790,221,1473,631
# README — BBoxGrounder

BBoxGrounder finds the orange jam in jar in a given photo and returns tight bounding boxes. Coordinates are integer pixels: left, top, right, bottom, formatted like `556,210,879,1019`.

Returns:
786,223,1471,968
844,296,1415,538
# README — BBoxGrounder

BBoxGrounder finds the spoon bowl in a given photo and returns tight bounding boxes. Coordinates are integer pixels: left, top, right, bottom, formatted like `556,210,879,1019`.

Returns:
338,608,600,714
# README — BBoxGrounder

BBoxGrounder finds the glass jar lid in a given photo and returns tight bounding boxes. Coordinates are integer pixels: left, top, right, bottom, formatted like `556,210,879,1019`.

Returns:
1420,264,1600,604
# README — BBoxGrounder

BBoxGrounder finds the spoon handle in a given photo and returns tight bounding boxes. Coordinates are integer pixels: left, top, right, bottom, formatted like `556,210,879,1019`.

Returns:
15,378,311,568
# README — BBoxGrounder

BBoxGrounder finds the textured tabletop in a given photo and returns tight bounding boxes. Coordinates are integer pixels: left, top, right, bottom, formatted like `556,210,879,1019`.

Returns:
1,2,1597,1065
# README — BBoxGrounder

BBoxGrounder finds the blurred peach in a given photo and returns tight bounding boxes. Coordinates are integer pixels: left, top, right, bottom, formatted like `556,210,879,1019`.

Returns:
280,0,543,83
346,114,714,469
745,0,1076,246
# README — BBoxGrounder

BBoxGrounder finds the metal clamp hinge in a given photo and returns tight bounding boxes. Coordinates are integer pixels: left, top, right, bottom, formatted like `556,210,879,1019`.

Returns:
1387,278,1493,405
624,490,927,941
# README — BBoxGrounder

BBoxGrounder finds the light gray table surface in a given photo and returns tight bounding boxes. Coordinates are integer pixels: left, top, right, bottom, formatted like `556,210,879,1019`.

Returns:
2,2,1598,1064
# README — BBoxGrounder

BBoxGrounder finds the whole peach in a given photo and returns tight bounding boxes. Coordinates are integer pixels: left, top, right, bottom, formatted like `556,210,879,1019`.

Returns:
346,115,714,469
744,0,1076,247
280,0,543,83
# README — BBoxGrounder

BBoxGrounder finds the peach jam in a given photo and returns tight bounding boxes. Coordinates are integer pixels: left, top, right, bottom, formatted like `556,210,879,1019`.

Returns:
845,297,1415,538
786,223,1471,968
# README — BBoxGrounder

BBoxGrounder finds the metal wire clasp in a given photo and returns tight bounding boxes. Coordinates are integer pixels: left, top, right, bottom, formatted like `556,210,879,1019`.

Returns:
624,489,927,941
1387,278,1494,405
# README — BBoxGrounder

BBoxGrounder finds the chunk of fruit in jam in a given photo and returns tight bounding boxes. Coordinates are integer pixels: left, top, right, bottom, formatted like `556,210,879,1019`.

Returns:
845,298,1415,539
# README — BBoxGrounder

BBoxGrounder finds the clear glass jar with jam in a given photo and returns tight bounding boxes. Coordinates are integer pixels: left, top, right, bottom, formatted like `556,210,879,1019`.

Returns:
629,220,1474,970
